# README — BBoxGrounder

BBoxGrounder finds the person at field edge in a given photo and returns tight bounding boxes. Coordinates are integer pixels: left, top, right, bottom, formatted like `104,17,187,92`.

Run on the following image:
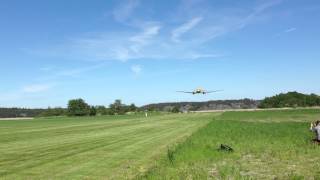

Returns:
310,120,320,144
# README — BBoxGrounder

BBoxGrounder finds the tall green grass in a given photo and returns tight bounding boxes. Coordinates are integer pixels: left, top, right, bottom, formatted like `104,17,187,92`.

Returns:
139,109,320,179
217,108,320,122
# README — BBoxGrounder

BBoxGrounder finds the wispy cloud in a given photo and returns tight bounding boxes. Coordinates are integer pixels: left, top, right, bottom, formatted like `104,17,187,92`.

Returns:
40,66,55,72
25,0,283,62
112,0,140,23
285,27,297,33
36,63,108,81
22,83,55,93
274,27,297,37
130,26,160,44
56,63,106,77
1,63,103,103
188,53,225,59
0,91,24,102
0,83,55,103
129,25,161,54
131,65,142,75
212,0,284,37
254,0,283,13
171,17,203,42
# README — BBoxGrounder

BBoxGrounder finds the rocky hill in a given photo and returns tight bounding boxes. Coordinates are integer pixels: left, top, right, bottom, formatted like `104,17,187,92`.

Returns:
142,99,261,112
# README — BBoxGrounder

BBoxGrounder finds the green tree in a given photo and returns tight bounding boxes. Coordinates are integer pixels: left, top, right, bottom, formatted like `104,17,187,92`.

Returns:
109,99,125,115
129,103,137,112
67,99,90,116
89,106,97,116
259,92,320,108
96,106,107,115
171,106,180,113
147,106,156,112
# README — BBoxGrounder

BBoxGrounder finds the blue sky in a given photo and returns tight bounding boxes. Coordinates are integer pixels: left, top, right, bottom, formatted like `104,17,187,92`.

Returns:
0,0,320,108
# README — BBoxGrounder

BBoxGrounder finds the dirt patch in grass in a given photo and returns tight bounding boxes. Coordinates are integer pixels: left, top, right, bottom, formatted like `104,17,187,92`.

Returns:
0,117,34,121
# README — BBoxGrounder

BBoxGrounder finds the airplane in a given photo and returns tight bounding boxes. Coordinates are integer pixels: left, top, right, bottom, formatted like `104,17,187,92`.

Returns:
177,88,223,95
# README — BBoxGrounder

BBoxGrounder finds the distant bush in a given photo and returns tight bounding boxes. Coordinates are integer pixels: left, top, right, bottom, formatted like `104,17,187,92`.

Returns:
129,103,138,112
67,99,90,116
109,99,125,115
89,106,97,116
109,100,138,115
259,92,320,108
39,107,66,117
171,106,180,113
96,106,108,115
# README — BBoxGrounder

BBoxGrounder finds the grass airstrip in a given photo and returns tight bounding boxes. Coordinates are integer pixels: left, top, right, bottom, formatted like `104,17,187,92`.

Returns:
0,109,320,179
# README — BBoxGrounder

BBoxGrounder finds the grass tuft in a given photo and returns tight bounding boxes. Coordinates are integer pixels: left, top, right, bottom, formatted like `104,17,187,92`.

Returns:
166,146,175,164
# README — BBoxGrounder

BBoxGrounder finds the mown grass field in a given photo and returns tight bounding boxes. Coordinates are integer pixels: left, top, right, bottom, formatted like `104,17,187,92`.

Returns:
0,113,213,179
140,109,320,179
1,109,320,179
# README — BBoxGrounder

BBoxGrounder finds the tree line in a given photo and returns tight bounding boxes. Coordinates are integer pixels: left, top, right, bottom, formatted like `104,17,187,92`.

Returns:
259,92,320,108
39,99,139,117
2,92,319,118
0,108,45,118
0,98,180,118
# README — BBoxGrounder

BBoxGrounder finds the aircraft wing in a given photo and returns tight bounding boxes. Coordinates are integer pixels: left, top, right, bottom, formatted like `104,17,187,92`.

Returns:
205,90,223,93
176,91,194,94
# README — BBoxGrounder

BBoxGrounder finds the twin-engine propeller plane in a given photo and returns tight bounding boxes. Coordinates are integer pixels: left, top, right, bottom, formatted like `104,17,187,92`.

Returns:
177,88,223,95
